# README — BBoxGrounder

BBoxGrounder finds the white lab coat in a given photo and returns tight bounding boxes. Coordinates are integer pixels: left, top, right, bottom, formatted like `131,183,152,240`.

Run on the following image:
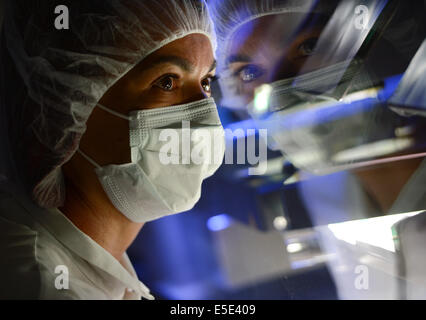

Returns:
0,190,154,300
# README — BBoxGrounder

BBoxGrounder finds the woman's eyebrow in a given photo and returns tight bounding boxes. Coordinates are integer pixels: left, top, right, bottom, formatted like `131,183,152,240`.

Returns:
144,56,216,74
209,60,217,73
146,55,195,73
226,54,252,66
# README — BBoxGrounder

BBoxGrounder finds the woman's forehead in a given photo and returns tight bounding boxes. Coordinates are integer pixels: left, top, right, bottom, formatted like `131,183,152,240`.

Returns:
225,13,323,64
148,34,215,70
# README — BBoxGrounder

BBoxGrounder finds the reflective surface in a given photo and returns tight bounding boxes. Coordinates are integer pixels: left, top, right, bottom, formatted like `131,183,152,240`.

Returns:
210,210,426,299
126,0,425,300
130,0,426,300
212,0,426,174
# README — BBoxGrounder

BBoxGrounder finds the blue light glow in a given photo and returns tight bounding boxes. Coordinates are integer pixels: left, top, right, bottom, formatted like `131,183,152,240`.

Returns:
207,214,232,232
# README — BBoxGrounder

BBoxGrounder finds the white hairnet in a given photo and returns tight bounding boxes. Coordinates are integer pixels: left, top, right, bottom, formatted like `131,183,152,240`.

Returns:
207,0,336,67
0,0,216,208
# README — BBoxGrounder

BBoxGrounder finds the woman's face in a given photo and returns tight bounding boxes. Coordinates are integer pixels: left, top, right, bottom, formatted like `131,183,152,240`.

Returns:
222,13,327,108
79,33,216,165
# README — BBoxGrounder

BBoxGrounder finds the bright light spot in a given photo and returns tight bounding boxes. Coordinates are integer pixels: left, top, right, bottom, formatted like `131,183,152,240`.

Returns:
273,216,288,231
340,87,380,103
327,211,422,252
333,137,414,163
395,126,415,137
253,84,273,114
287,242,304,253
286,149,324,167
207,214,232,232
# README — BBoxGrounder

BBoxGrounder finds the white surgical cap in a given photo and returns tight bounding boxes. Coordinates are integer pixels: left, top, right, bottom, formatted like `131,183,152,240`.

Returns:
208,0,327,66
0,0,216,208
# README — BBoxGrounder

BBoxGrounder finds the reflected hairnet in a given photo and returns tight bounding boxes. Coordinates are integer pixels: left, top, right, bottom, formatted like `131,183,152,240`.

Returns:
208,0,336,67
0,0,216,208
209,0,425,66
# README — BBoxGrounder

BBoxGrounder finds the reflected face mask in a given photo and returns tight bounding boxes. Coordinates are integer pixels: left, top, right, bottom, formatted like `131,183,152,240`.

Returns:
78,98,225,223
247,64,419,175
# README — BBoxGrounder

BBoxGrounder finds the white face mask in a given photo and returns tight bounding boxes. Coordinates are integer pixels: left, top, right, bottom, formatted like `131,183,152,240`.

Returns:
78,98,225,223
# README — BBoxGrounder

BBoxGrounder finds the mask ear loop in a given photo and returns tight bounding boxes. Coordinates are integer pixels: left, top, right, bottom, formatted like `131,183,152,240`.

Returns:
77,149,102,169
96,103,130,121
77,103,130,169
77,103,131,168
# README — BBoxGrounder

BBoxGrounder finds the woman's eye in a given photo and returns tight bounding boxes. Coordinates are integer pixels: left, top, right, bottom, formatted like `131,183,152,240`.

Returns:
236,65,264,83
201,77,214,93
153,75,178,91
298,38,318,57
